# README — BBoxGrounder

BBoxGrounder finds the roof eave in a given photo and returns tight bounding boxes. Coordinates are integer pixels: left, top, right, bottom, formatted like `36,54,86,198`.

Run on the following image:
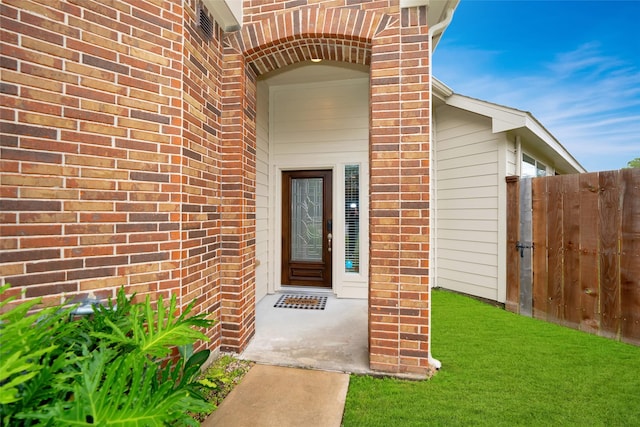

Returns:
201,0,243,32
439,90,587,173
519,115,587,173
402,0,460,49
204,1,460,36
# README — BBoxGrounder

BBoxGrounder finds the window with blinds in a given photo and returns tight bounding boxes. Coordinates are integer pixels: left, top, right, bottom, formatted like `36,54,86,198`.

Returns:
345,165,360,273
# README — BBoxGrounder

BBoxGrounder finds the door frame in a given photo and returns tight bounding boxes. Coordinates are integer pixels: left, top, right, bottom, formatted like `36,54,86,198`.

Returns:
269,162,370,298
281,169,333,288
271,165,336,293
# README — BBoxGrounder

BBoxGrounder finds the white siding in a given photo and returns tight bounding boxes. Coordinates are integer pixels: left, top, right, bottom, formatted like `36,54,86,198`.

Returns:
271,80,369,159
434,105,501,301
269,77,370,298
506,134,517,176
255,81,269,302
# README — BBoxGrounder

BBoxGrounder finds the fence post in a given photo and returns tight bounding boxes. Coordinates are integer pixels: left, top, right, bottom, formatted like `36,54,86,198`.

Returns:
519,178,533,317
505,176,521,313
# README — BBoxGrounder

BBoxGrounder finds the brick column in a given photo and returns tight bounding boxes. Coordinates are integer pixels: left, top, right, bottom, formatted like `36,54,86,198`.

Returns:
369,5,432,377
219,52,257,352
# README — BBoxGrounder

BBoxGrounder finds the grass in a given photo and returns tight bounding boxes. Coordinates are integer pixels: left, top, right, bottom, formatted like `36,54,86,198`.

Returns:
343,289,640,426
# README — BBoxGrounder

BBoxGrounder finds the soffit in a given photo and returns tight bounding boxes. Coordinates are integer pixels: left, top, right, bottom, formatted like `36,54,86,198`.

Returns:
441,91,586,173
204,1,459,41
201,0,242,31
260,61,369,87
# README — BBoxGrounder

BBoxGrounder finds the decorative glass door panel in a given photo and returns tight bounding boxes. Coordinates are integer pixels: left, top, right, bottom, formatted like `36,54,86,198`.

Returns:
291,178,323,262
282,170,332,287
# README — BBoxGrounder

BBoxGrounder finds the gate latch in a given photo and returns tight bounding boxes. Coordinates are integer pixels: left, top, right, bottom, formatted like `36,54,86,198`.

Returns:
515,241,533,258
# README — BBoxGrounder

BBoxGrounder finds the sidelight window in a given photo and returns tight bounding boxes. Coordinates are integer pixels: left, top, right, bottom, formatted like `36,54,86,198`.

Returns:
345,165,360,273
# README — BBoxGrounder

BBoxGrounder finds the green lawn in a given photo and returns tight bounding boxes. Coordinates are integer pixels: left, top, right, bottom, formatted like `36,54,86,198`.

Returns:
343,289,640,426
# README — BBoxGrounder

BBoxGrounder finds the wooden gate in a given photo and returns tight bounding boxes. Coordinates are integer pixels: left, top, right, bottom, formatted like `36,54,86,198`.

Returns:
506,169,640,345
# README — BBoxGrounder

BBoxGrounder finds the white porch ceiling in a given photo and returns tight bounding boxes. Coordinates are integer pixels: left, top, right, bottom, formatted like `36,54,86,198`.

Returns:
260,61,369,87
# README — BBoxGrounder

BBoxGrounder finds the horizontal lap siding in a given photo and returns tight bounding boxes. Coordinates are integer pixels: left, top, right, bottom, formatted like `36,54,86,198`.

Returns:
255,81,269,302
272,79,369,159
435,106,500,301
271,77,369,297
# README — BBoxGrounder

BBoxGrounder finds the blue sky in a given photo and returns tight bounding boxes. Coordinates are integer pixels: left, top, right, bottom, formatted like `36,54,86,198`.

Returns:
434,0,640,172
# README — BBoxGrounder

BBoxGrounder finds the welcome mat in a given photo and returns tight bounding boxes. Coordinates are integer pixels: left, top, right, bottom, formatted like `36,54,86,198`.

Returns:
274,294,328,310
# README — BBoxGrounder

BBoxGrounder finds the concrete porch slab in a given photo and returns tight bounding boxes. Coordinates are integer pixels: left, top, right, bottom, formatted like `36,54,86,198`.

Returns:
239,292,371,374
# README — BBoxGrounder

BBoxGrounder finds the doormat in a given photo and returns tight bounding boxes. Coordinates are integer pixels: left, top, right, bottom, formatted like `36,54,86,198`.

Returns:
274,294,328,310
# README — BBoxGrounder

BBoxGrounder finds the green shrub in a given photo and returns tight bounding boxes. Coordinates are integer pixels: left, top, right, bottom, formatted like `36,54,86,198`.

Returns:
0,285,215,426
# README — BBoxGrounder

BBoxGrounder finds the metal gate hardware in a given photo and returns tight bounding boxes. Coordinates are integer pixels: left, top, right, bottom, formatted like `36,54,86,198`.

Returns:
515,241,533,258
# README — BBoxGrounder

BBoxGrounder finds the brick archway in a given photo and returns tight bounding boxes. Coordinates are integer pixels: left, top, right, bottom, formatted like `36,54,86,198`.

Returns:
219,4,434,377
226,7,392,72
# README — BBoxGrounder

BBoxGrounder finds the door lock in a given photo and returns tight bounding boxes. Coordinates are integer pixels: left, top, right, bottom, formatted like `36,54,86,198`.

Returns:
327,233,332,252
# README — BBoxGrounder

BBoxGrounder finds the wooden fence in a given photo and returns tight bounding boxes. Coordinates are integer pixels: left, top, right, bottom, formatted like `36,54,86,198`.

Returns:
506,169,640,345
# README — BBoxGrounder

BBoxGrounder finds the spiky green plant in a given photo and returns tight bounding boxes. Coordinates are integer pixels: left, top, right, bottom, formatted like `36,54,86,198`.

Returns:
0,285,215,426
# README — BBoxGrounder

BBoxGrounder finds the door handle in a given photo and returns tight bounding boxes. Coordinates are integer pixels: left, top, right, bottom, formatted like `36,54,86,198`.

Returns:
327,233,332,252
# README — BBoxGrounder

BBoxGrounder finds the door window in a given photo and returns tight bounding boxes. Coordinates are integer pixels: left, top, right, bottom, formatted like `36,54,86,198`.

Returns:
291,177,323,262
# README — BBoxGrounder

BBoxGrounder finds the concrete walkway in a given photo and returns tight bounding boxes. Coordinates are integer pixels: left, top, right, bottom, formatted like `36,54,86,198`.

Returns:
202,364,349,427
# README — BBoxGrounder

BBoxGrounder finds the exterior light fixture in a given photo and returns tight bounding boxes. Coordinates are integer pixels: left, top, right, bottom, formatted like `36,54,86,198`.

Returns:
310,58,322,63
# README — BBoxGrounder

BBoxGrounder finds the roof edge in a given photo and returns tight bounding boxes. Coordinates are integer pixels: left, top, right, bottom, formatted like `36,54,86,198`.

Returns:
434,78,587,173
202,0,242,32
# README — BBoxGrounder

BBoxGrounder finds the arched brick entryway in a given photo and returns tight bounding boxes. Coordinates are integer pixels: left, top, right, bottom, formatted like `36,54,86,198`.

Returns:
219,4,433,377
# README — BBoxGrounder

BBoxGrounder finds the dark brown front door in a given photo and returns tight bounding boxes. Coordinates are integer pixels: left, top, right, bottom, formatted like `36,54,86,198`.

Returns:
281,170,332,288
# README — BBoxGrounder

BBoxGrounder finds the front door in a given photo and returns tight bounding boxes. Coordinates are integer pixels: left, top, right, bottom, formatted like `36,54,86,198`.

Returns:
281,170,332,288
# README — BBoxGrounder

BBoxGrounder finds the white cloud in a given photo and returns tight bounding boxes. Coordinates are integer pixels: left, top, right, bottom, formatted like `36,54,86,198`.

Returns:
547,42,628,77
435,43,640,171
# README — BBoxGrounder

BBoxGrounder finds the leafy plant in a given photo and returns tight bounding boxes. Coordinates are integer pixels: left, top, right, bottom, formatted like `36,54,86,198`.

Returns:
0,285,215,426
191,355,252,422
0,290,80,410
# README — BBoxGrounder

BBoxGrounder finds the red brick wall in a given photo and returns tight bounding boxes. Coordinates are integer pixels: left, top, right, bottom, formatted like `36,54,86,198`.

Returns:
1,0,434,376
217,46,258,352
0,0,225,345
224,1,433,376
181,1,226,345
242,0,399,23
369,5,432,376
1,0,181,303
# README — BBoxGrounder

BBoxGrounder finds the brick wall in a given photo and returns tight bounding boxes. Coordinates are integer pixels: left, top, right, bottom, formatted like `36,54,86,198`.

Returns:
1,0,434,376
181,0,226,345
368,5,432,376
242,0,399,23
217,50,257,352
0,0,225,344
224,0,433,376
1,0,178,301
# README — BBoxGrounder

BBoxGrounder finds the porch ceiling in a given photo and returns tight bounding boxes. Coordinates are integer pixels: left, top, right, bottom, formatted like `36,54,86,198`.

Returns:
260,60,369,86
